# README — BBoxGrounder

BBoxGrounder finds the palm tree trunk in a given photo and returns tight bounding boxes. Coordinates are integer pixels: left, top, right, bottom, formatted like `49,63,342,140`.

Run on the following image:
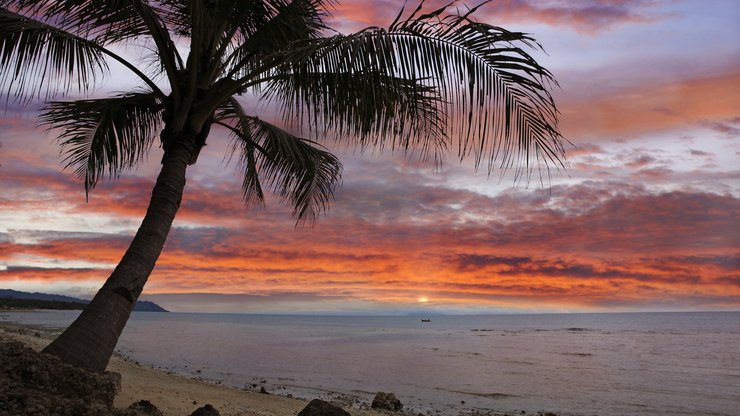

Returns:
43,138,194,373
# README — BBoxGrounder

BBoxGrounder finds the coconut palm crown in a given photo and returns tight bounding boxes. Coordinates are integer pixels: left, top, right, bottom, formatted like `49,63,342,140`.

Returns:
0,0,565,373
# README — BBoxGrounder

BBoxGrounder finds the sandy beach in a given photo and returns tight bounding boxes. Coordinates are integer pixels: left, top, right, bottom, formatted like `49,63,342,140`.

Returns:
0,320,405,416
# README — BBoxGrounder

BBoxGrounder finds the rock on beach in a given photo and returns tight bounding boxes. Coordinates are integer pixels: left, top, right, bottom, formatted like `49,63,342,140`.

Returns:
126,400,164,416
297,399,351,416
190,404,221,416
371,392,403,411
0,339,120,416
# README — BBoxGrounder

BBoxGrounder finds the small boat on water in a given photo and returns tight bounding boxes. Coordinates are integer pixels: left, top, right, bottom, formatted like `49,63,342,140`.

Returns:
421,318,431,323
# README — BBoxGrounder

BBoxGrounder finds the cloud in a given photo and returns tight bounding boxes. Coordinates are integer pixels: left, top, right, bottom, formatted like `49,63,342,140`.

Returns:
698,119,740,138
0,266,106,282
330,0,668,34
329,0,400,30
689,149,713,157
560,71,740,140
625,154,658,169
451,253,726,286
143,292,418,314
481,0,667,34
3,171,737,311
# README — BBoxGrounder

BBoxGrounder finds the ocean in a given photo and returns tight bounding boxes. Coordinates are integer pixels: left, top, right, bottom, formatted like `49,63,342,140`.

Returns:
3,311,739,415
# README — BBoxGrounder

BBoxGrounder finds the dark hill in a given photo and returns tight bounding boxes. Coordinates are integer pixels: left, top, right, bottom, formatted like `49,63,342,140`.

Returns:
0,289,168,312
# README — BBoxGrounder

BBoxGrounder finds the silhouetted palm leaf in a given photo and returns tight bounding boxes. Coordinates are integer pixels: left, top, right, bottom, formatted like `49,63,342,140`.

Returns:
0,7,108,100
1,0,181,94
217,0,330,79
217,98,341,223
266,69,446,162
40,92,163,196
260,2,565,181
3,0,155,42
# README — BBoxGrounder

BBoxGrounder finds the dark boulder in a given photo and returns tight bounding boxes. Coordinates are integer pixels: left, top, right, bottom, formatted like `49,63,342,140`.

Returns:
127,400,163,416
371,392,403,411
297,399,351,416
190,403,221,416
0,339,119,416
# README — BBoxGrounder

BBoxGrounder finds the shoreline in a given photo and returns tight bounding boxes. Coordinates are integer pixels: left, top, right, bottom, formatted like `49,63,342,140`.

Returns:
0,317,517,416
0,320,389,416
4,308,739,416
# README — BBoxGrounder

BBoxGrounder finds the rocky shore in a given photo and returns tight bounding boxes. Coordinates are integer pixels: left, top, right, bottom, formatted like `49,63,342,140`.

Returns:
0,320,557,416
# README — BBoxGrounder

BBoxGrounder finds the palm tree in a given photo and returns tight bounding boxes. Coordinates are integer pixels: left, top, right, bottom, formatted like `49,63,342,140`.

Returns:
0,0,565,373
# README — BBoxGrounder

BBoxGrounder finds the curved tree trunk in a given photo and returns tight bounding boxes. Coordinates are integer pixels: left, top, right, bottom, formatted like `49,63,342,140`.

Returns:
43,138,194,373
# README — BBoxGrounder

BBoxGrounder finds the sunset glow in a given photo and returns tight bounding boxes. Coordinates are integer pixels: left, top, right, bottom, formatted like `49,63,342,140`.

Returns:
1,0,738,313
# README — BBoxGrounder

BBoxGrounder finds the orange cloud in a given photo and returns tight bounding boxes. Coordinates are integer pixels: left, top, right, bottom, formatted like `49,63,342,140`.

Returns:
482,0,662,33
3,175,738,311
330,0,663,34
560,71,740,140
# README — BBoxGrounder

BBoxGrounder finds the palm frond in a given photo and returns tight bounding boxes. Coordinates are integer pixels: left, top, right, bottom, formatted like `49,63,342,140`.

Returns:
3,0,150,43
218,98,342,223
392,2,566,178
261,1,565,180
2,0,183,90
218,0,332,82
0,7,108,100
265,67,447,164
40,92,163,196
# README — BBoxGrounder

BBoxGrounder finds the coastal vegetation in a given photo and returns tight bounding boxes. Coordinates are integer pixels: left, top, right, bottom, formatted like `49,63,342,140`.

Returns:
0,0,564,374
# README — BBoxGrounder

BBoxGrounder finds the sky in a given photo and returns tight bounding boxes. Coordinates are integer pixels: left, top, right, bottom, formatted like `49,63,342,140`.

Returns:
0,0,738,314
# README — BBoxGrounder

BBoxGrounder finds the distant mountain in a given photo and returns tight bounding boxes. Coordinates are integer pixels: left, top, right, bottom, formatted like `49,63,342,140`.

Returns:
0,289,85,303
133,300,168,312
0,289,168,312
0,298,87,311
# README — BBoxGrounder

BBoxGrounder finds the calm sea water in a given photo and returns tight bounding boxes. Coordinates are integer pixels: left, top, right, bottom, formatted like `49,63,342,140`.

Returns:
3,311,739,415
